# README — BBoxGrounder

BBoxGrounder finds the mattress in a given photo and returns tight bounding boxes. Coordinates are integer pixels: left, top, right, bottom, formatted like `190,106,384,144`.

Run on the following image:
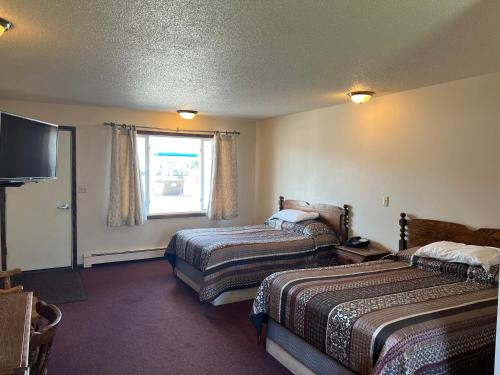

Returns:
251,248,498,374
165,224,339,302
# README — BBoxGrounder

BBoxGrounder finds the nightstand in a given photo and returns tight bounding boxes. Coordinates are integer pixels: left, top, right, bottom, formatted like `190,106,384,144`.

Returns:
335,245,390,265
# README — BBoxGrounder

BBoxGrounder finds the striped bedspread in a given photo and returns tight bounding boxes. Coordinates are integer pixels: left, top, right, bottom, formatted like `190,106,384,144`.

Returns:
251,248,498,374
165,224,338,302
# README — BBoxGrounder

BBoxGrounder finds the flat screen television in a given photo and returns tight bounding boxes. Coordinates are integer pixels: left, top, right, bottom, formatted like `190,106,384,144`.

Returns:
0,112,58,185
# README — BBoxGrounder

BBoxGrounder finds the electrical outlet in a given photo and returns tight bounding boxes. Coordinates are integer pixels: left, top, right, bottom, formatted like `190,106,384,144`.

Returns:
78,185,88,194
382,196,389,207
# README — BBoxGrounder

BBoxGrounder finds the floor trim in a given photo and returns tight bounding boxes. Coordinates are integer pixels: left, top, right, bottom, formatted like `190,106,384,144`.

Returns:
83,248,164,268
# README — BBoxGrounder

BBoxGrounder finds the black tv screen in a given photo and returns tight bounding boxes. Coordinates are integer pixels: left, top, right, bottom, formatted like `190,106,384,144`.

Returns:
0,112,58,183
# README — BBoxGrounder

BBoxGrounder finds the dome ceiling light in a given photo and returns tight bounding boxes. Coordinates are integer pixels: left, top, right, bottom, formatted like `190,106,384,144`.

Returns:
348,91,375,104
177,110,198,120
0,18,12,37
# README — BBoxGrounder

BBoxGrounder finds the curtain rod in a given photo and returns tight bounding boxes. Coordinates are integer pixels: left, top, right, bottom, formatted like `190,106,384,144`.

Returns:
103,122,240,135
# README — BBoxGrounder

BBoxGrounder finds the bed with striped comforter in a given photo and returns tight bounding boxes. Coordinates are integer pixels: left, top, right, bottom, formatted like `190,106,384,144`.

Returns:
251,248,498,374
164,224,339,302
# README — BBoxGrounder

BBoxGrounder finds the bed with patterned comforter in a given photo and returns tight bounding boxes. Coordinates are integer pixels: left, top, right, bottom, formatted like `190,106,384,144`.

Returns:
251,248,498,374
165,221,340,302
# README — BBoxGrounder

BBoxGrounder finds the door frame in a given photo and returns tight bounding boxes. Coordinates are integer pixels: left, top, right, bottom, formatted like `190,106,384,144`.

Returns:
0,126,77,271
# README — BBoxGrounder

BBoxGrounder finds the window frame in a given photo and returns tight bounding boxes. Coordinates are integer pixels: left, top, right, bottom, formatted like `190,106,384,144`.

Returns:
137,130,213,220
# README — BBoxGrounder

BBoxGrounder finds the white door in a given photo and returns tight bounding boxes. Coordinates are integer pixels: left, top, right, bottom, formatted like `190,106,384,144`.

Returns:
6,130,73,271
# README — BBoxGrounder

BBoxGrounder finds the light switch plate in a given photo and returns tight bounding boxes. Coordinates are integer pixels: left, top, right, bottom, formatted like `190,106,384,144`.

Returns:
78,185,88,194
383,196,389,207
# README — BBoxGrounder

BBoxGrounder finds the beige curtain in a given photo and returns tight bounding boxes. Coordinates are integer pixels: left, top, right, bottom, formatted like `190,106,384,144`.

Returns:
208,132,238,220
107,125,145,227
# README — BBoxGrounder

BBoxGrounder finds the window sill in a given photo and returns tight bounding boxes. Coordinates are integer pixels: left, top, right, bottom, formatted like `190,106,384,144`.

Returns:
147,212,207,220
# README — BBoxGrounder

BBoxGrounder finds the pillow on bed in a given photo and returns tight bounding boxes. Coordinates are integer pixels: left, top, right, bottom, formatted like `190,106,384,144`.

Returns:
302,221,335,236
281,219,334,236
270,209,319,223
265,218,284,230
265,218,334,237
415,241,500,271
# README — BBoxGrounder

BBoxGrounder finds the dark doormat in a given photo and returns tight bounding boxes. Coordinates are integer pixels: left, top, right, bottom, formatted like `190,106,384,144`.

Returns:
12,269,87,304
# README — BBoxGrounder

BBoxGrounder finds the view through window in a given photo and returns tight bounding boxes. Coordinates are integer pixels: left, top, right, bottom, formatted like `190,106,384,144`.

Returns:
137,133,213,216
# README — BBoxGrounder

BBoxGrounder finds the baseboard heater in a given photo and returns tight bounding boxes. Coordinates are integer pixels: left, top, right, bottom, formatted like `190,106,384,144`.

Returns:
83,247,165,268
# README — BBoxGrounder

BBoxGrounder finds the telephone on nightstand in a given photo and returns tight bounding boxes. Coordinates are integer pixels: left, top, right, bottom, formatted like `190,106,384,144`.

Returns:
344,236,371,248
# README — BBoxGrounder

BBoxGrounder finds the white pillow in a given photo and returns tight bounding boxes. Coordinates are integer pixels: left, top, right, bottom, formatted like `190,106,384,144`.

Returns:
415,241,500,271
270,209,319,223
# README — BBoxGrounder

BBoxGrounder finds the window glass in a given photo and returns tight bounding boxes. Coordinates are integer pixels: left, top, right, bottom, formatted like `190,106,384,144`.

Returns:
137,134,212,216
137,136,146,198
202,139,213,211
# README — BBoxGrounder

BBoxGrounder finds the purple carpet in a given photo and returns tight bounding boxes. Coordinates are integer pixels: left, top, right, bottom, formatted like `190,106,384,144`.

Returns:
49,259,291,375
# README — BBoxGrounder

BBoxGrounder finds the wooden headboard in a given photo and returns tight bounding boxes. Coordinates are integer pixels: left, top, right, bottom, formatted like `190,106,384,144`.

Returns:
279,196,349,243
399,213,500,250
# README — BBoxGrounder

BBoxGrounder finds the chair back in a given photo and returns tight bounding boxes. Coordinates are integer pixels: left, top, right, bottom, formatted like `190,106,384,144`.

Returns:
0,268,23,295
29,301,62,375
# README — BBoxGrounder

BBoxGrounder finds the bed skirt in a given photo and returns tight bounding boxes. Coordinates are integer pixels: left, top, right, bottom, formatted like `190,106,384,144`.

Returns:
267,319,355,375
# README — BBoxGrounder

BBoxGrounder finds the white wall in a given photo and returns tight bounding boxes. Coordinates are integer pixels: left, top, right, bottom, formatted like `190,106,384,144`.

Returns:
2,72,500,262
0,100,257,265
255,72,500,251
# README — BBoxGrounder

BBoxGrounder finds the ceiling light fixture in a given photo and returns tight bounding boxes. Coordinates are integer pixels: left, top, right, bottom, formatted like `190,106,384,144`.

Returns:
177,110,198,120
0,18,12,37
348,91,375,104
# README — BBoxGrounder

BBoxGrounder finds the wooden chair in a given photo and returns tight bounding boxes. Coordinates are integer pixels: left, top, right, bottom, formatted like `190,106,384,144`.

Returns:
29,301,62,375
0,268,23,295
0,268,39,321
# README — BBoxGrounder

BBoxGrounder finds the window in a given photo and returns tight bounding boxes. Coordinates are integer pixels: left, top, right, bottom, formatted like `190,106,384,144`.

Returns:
137,132,213,217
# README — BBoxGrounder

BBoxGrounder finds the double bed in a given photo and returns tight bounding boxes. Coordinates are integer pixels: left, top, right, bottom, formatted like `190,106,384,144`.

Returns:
251,213,500,374
165,196,349,305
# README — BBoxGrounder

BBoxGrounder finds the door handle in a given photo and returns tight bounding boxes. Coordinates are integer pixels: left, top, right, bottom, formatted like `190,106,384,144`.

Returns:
57,203,70,210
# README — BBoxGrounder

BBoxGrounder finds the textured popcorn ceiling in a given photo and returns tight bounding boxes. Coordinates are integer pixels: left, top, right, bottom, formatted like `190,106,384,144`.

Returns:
0,0,499,119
